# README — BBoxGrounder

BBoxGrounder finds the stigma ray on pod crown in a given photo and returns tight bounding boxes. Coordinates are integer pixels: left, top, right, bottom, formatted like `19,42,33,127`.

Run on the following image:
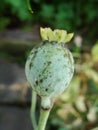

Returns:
40,27,74,44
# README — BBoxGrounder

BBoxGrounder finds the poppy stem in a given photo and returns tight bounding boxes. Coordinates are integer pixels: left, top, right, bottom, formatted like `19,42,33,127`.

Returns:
31,90,37,130
38,107,51,130
27,0,33,14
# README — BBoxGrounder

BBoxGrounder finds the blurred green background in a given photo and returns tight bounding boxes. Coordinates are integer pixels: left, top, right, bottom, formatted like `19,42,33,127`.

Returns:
0,0,98,130
0,0,98,40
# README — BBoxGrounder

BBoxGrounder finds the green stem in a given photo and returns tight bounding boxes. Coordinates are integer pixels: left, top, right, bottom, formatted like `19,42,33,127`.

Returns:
38,108,51,130
27,0,33,14
31,90,37,130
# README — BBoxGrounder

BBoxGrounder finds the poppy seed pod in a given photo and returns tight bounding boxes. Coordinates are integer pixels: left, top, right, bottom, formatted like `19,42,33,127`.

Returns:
25,28,74,109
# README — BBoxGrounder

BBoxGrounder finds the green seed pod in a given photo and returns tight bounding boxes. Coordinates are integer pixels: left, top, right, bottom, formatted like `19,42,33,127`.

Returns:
25,28,74,109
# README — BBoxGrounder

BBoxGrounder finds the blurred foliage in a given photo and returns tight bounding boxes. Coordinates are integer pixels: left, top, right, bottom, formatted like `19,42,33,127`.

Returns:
0,0,32,29
46,41,98,130
0,0,98,40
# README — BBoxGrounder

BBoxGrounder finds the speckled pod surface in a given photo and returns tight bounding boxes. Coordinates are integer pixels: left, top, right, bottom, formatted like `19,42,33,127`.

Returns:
25,42,74,99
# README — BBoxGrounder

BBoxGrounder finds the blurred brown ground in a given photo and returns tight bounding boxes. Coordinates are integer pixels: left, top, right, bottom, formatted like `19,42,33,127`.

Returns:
0,29,40,130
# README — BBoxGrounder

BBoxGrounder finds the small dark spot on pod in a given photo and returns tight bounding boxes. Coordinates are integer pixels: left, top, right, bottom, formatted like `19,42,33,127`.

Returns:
47,61,51,65
35,80,39,85
49,75,52,78
34,50,38,54
39,79,43,83
30,51,34,55
31,50,38,62
43,40,49,45
29,62,33,69
58,59,61,61
45,88,48,91
63,64,67,68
